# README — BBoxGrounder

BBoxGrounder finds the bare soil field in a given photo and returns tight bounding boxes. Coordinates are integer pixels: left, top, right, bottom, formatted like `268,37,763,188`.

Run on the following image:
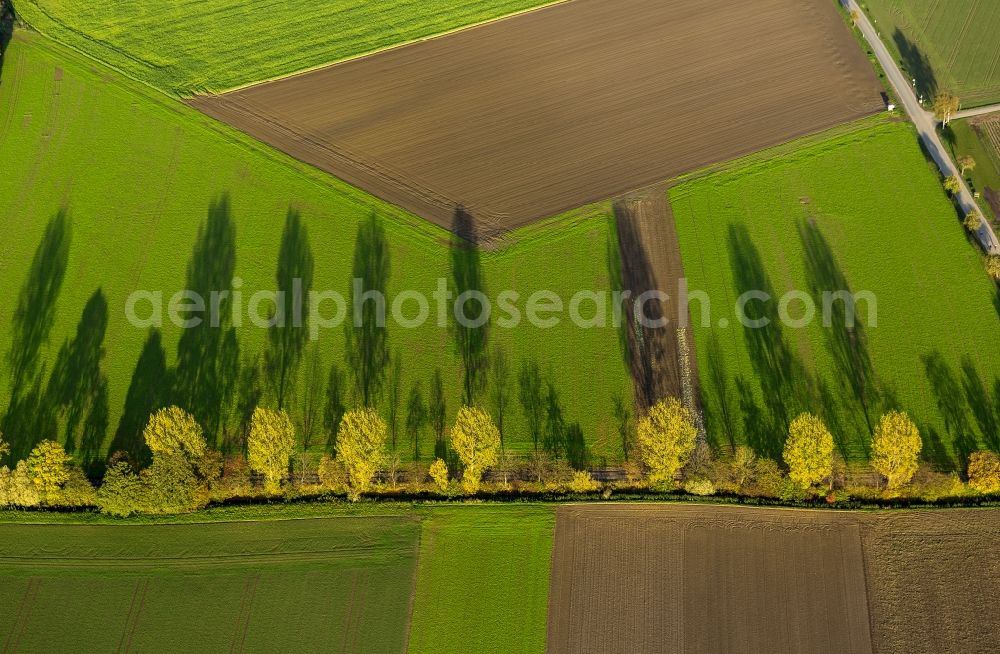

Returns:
190,0,883,233
547,505,1000,654
862,509,1000,654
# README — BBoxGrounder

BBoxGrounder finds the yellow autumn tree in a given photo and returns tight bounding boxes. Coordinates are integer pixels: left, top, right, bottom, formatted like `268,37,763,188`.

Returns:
986,255,1000,281
450,406,501,494
932,92,959,125
636,397,697,484
783,413,834,490
968,451,1000,495
247,407,296,493
337,408,387,500
429,458,449,492
143,406,206,459
870,411,922,489
943,175,962,195
964,212,983,232
25,440,72,495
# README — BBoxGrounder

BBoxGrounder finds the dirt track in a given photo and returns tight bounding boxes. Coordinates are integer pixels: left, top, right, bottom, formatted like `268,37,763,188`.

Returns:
547,505,1000,654
189,0,883,232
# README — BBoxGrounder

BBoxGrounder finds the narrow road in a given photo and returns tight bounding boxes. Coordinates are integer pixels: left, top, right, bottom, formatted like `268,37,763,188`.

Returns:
845,0,1000,255
954,104,1000,121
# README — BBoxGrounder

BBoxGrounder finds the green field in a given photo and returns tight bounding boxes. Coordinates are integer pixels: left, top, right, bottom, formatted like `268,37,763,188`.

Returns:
671,120,1000,468
863,0,1000,107
0,515,421,652
408,506,554,654
0,505,556,653
12,0,553,95
0,31,632,466
943,117,1000,219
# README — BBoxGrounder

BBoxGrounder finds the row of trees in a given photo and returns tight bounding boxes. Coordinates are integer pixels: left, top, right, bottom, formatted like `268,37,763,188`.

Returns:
4,395,1000,513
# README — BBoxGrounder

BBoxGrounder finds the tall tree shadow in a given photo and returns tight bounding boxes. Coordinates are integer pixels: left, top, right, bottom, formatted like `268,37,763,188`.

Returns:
893,29,938,100
450,207,489,405
728,224,812,456
346,211,390,407
605,218,630,370
922,351,977,472
46,288,109,466
7,210,70,396
109,329,169,466
799,219,882,453
172,196,239,442
0,0,14,84
266,209,314,410
612,200,673,410
960,356,999,453
3,210,70,462
703,333,737,452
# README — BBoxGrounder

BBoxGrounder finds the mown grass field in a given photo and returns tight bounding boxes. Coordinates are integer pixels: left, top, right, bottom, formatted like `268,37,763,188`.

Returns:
0,506,555,653
0,32,631,465
406,506,555,654
863,0,1000,107
13,0,554,95
671,120,1000,467
0,515,421,652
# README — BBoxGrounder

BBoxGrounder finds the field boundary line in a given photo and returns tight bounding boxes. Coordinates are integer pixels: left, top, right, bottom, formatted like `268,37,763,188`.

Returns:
210,0,573,97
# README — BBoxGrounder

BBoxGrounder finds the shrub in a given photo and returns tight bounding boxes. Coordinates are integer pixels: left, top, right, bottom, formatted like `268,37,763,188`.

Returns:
567,470,600,493
317,455,347,492
968,451,1000,495
684,478,716,496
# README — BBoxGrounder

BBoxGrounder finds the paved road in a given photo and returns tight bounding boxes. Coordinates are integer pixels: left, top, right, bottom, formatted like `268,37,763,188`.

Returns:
846,0,1000,255
954,104,1000,121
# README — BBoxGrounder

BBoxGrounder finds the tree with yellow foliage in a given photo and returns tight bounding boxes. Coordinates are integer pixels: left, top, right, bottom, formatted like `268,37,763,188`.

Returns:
247,407,296,493
143,406,206,459
943,175,962,195
429,458,449,492
958,154,977,177
450,406,501,494
783,413,834,490
636,397,697,484
986,255,1000,281
968,451,1000,495
337,408,387,500
870,411,922,489
964,212,983,232
25,440,72,496
0,433,9,460
932,92,960,125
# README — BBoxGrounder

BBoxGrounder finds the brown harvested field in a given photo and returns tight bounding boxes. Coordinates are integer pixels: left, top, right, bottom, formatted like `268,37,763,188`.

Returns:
547,505,1000,654
189,0,884,233
862,509,1000,654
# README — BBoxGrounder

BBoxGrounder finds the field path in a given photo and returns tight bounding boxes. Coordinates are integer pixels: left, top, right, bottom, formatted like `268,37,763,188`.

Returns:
953,104,1000,121
847,0,1000,254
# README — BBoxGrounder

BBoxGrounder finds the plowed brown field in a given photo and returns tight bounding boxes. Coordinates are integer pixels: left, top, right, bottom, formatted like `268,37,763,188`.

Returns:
189,0,883,232
547,505,1000,654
